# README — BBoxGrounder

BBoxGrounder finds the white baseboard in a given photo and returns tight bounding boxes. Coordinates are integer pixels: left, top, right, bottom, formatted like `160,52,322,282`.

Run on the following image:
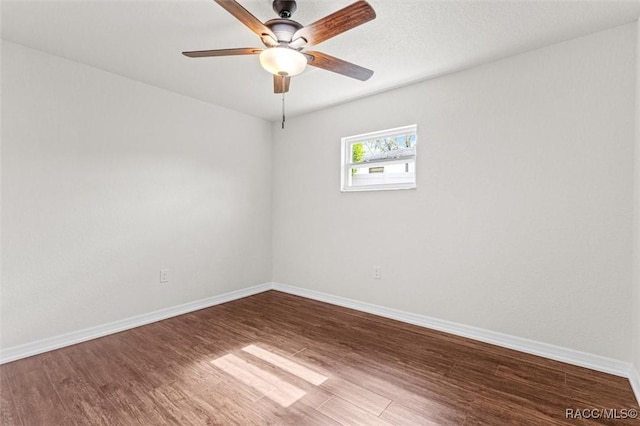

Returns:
629,366,640,405
0,283,272,364
272,282,633,378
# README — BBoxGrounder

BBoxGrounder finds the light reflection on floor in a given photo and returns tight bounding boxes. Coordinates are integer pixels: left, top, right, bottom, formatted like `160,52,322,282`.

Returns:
211,345,326,408
242,344,327,386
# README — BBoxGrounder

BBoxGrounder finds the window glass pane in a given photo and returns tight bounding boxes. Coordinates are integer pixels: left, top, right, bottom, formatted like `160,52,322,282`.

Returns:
350,133,416,164
349,161,415,187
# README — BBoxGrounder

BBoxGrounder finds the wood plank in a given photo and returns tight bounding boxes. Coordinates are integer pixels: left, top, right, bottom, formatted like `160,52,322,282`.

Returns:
186,377,274,425
242,344,328,385
150,381,233,425
253,386,338,425
338,351,471,418
98,381,169,425
211,354,276,398
5,368,74,426
212,353,306,407
495,361,567,389
320,377,391,416
380,402,441,426
292,346,350,373
462,395,569,426
565,371,639,408
317,396,393,426
446,360,605,425
0,369,22,426
41,349,121,425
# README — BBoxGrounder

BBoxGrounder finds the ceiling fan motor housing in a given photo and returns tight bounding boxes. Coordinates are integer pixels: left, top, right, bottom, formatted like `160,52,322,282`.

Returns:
265,19,303,44
273,0,297,18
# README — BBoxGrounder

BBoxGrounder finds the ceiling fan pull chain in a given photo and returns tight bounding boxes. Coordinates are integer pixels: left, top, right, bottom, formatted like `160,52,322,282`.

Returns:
281,75,286,129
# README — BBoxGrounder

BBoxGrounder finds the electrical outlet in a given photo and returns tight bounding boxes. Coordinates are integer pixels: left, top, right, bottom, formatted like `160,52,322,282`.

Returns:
160,269,169,283
373,265,381,280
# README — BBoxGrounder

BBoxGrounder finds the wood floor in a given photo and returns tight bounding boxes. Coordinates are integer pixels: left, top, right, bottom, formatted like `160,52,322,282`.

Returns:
1,290,638,425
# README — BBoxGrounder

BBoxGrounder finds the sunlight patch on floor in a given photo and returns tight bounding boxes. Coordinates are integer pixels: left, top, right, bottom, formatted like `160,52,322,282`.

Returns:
242,344,328,385
211,353,306,407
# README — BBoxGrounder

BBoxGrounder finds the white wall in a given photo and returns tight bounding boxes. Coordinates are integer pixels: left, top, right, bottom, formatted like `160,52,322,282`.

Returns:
272,24,636,361
1,41,272,349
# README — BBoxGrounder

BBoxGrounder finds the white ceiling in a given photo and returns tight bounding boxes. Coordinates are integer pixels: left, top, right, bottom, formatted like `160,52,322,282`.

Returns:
3,0,640,121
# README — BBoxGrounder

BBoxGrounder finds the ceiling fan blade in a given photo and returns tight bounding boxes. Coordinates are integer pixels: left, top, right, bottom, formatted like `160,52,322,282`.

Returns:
292,0,375,47
274,75,291,93
182,48,262,58
214,0,277,43
305,51,373,81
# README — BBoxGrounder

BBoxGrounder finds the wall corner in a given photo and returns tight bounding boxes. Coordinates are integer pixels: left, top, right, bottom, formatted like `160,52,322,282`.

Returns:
632,18,640,405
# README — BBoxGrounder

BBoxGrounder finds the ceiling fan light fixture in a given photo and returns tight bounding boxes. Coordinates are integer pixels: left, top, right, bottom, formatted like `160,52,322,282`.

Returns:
259,47,307,77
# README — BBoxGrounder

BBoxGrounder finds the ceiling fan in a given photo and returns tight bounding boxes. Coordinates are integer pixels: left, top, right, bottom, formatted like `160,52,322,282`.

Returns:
182,0,377,95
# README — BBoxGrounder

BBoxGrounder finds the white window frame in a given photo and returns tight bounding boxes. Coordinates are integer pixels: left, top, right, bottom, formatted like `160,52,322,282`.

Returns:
341,124,417,192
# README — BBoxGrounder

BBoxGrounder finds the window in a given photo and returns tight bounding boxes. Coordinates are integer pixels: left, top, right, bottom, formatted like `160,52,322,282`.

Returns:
341,124,417,192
